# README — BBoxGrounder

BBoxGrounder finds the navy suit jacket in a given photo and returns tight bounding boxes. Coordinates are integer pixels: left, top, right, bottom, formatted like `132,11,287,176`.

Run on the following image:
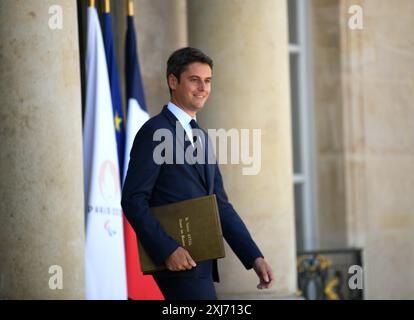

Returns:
121,106,263,281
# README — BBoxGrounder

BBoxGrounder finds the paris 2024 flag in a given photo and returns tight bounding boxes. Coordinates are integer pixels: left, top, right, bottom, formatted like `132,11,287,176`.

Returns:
83,5,127,300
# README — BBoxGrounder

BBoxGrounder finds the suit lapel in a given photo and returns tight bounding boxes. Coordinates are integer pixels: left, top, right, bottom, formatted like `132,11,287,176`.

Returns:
161,106,208,188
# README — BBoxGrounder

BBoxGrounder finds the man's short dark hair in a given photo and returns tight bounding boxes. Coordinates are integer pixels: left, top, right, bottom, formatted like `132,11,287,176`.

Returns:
166,47,213,94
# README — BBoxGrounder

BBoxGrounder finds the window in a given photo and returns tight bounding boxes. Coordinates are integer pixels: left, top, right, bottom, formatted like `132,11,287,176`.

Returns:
288,0,318,252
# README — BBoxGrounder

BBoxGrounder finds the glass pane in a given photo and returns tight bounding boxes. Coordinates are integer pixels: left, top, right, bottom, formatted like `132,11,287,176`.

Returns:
294,183,304,252
288,0,298,44
289,53,302,174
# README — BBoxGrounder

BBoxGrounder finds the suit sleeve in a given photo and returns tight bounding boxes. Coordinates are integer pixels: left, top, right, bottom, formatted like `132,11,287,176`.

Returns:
213,163,264,270
121,124,179,265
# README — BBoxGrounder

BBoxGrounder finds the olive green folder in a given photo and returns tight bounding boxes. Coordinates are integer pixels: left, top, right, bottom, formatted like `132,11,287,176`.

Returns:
137,194,225,274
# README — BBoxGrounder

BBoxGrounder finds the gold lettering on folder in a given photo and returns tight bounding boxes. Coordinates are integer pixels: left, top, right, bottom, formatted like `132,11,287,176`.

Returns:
137,195,225,273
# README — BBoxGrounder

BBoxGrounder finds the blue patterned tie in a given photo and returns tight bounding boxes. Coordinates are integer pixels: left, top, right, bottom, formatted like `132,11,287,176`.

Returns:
189,119,206,183
189,119,199,144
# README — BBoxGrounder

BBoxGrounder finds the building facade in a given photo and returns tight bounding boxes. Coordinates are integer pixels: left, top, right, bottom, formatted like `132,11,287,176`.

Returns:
1,0,413,299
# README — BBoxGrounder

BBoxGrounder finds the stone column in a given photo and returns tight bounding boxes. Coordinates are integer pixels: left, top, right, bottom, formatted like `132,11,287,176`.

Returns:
188,0,296,298
311,0,348,250
340,0,414,299
0,0,84,299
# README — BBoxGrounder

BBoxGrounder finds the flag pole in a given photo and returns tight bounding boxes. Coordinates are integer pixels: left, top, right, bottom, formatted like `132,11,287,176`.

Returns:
88,0,95,8
127,0,134,17
104,0,110,13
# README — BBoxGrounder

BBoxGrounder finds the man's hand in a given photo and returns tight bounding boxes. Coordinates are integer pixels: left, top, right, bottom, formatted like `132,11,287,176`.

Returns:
253,257,275,289
165,247,197,272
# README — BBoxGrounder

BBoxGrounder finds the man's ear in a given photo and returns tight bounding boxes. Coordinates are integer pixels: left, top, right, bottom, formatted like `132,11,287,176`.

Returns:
168,74,178,91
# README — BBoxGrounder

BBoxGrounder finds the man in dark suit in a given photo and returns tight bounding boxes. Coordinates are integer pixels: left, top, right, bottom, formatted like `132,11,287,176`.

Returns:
121,47,274,300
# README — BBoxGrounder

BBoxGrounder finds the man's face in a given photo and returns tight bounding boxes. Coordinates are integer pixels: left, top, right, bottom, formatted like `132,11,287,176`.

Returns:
169,62,212,115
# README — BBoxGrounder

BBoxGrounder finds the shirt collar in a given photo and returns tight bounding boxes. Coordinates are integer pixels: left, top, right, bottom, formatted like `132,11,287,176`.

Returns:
167,101,196,128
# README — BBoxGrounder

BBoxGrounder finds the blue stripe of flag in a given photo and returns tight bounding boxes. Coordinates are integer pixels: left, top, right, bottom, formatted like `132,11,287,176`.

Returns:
103,12,125,178
125,15,148,111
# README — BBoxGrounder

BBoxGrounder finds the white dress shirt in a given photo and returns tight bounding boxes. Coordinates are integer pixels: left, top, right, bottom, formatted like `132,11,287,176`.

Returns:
167,101,197,147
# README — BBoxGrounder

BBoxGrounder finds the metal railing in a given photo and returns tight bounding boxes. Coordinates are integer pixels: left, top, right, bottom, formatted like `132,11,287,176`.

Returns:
296,248,363,300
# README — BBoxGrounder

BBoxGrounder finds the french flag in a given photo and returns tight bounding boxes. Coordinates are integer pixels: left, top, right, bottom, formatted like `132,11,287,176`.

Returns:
122,3,163,300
